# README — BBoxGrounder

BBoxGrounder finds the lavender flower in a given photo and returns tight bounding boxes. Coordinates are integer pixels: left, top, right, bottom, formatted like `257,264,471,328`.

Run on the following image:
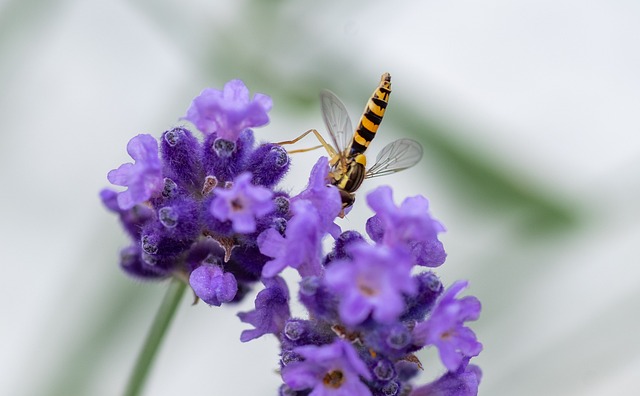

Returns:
102,80,290,305
412,281,483,372
107,134,163,210
281,340,372,396
257,156,344,278
184,79,272,141
103,78,483,396
238,276,290,342
290,156,342,238
210,172,275,233
258,199,325,278
366,186,446,267
324,243,416,326
244,184,483,395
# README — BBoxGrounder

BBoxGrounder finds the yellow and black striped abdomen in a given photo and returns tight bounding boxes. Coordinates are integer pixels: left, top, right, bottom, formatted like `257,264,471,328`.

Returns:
350,72,392,155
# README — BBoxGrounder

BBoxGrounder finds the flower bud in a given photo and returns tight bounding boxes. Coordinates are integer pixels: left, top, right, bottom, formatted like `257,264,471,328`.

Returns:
158,207,178,228
401,272,443,322
202,129,254,183
246,144,290,188
189,265,238,306
284,320,305,341
161,127,202,190
119,245,168,279
373,359,396,381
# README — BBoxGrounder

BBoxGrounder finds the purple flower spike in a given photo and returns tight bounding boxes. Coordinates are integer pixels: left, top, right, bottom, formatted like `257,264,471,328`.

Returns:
410,364,482,396
107,134,163,210
258,200,325,278
282,339,372,396
189,264,238,306
102,80,485,394
366,186,446,267
325,243,416,326
211,172,275,234
292,157,342,238
238,276,290,342
184,79,272,141
413,281,482,372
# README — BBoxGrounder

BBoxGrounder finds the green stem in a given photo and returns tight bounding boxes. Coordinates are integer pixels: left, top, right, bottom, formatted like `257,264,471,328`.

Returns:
124,277,187,396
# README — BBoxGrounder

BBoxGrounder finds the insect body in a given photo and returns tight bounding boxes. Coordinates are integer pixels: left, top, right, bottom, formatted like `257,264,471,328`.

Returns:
350,72,392,155
279,73,423,210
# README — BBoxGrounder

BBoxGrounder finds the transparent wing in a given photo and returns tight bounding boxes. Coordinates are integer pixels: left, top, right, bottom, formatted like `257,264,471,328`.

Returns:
365,138,423,178
320,89,353,156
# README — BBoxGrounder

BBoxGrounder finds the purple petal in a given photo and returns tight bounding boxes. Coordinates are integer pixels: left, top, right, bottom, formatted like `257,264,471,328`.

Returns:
412,281,482,372
210,172,274,234
291,157,342,237
340,291,372,326
238,276,290,342
184,79,272,141
365,186,447,267
325,243,416,326
410,364,482,396
257,228,286,259
282,340,372,394
106,134,163,210
258,200,324,278
107,163,134,185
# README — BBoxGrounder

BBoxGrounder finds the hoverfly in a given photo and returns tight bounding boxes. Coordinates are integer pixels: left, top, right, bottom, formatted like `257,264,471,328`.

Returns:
279,73,423,211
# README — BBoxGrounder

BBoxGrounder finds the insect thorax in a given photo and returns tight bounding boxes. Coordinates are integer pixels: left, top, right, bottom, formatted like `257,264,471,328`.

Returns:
332,158,366,194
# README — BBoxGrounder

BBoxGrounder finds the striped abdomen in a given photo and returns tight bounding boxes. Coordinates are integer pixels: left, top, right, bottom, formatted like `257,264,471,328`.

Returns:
349,72,392,155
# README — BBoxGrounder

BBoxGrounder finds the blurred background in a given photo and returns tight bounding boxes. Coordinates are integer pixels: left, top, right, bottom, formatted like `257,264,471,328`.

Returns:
1,0,639,395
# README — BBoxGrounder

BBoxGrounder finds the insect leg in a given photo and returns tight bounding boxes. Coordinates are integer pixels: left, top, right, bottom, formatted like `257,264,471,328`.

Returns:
286,144,324,154
276,129,338,158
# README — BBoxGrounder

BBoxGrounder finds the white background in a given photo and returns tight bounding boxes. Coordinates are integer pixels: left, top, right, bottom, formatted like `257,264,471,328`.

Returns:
1,0,639,395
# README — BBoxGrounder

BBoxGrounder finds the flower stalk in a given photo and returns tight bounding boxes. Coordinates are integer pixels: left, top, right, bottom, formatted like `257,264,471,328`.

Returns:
124,277,186,396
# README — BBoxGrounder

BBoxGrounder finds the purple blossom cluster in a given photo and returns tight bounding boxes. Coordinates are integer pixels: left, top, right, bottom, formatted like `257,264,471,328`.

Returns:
244,174,482,396
101,80,288,305
102,79,483,395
